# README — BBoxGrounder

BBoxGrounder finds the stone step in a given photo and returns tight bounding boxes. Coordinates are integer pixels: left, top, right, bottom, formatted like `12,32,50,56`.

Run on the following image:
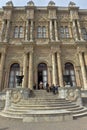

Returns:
1,89,86,121
18,101,73,105
0,109,73,122
7,105,82,113
71,107,87,114
19,98,71,102
10,104,79,110
11,102,76,108
73,112,87,119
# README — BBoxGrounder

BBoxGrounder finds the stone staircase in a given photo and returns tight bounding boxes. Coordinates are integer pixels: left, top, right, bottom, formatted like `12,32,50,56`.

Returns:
0,90,87,122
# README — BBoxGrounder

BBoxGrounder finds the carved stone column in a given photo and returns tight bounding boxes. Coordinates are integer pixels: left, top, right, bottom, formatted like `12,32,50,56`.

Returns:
50,20,53,41
77,20,83,41
54,20,58,41
75,66,81,87
0,52,5,91
22,53,28,88
52,53,57,85
48,66,52,86
4,20,10,42
30,20,33,42
0,20,5,41
57,52,63,87
72,20,78,41
28,52,33,89
79,52,87,89
25,20,29,41
4,70,9,89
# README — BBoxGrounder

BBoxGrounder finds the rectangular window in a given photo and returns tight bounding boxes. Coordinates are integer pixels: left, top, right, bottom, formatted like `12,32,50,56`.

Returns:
37,26,46,38
65,26,70,38
81,28,87,40
14,26,24,38
60,26,70,38
60,26,65,38
14,26,19,38
37,26,42,38
19,26,24,38
42,26,46,38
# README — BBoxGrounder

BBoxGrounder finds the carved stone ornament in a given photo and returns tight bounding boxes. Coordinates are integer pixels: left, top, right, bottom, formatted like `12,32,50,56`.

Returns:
48,1,55,6
27,1,35,6
6,1,13,6
68,1,76,7
66,89,79,101
11,91,22,103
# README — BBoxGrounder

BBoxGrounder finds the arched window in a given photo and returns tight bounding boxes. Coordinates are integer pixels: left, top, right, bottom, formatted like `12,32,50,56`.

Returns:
65,62,76,87
9,63,20,88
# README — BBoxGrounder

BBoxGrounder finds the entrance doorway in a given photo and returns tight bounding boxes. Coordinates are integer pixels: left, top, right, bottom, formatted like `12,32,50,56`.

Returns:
9,63,20,88
65,62,76,87
38,63,47,89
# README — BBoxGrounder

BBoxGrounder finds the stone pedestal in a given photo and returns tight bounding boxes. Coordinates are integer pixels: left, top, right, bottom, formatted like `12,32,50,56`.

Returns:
4,90,11,110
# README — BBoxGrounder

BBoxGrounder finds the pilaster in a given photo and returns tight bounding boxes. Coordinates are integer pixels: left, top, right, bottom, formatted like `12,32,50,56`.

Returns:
57,52,63,87
28,51,33,89
79,52,87,89
22,53,28,88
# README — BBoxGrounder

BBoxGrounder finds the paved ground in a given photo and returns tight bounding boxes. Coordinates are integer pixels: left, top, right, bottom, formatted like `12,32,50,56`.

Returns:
0,116,87,130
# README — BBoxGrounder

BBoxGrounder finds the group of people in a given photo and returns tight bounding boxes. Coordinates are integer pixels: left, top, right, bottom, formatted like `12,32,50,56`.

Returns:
46,83,60,94
33,82,60,95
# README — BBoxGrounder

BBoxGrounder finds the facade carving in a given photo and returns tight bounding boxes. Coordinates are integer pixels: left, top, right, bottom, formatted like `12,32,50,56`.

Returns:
0,1,87,91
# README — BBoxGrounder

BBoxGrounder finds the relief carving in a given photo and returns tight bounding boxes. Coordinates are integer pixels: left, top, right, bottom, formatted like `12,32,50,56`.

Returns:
3,10,12,20
58,13,70,22
26,10,34,19
49,10,56,19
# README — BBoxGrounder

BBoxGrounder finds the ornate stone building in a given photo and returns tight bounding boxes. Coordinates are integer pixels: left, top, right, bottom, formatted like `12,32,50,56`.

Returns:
0,1,87,91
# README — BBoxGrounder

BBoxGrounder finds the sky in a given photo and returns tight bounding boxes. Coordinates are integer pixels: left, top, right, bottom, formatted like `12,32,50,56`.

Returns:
0,0,87,9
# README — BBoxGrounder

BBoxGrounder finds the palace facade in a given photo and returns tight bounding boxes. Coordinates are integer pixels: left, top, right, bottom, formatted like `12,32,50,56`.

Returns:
0,1,87,90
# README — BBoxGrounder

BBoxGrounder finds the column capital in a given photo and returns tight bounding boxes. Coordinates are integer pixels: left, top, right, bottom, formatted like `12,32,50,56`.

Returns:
51,46,61,54
77,46,86,54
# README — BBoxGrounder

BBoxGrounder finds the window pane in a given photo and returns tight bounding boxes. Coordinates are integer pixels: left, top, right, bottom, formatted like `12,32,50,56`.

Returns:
19,26,24,38
42,26,46,38
70,70,74,75
37,26,42,38
81,28,87,40
43,70,47,76
71,76,75,81
14,26,19,38
65,70,69,75
65,26,69,38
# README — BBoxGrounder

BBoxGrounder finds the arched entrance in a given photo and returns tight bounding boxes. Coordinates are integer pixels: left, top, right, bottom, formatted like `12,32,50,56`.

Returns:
8,63,20,88
38,63,47,89
64,62,76,87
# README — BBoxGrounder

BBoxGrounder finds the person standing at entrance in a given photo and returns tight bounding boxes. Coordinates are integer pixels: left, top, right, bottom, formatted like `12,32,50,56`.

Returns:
46,82,49,92
39,82,43,89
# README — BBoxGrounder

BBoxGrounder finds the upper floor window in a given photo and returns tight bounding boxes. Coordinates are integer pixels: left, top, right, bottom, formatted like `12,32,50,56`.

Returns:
60,26,70,38
37,26,46,38
19,26,24,38
14,26,24,38
14,26,19,38
81,28,87,40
